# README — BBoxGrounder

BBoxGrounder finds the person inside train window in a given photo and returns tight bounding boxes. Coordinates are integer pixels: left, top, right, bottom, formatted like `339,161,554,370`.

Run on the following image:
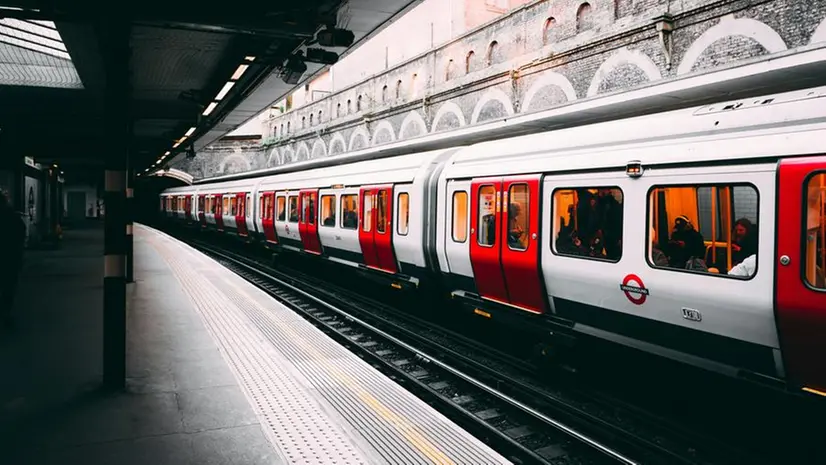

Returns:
288,196,298,222
650,227,669,267
667,215,706,270
508,202,527,250
553,187,623,261
478,186,496,246
321,196,336,227
728,254,756,277
376,191,387,234
276,197,286,221
732,218,758,267
308,196,316,225
341,195,358,229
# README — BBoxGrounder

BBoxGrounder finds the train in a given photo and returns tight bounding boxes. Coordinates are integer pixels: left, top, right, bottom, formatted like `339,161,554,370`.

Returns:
160,86,826,398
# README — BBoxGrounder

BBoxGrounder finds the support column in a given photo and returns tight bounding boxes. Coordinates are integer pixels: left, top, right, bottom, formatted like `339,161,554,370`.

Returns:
101,20,130,390
126,167,134,283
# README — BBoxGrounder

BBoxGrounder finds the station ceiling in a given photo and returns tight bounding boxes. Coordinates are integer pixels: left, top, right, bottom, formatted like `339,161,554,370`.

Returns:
0,0,421,174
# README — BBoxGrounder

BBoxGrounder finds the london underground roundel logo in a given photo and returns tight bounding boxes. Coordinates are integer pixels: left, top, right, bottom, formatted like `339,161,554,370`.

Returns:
620,274,649,305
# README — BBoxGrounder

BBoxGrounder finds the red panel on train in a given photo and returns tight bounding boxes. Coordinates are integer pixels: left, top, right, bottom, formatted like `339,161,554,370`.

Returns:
469,179,510,304
775,155,826,393
298,190,323,254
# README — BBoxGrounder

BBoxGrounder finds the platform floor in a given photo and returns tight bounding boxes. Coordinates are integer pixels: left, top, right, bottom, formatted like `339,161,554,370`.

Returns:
0,223,512,465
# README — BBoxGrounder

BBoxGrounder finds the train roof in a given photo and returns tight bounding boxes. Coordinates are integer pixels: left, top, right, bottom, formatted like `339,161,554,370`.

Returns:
441,86,826,179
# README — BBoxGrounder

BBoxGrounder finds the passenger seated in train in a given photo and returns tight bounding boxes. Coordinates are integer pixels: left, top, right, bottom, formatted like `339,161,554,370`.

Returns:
554,189,623,260
650,228,669,267
727,254,756,277
508,202,527,249
343,210,358,228
323,216,335,226
666,215,707,270
731,218,758,267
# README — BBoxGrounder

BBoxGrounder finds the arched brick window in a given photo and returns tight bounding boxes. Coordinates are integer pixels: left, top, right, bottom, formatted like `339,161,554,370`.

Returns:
287,121,291,132
543,17,556,45
410,73,418,97
309,113,314,125
382,85,388,102
486,41,500,65
445,59,455,81
318,110,322,123
357,95,362,111
396,79,403,99
336,102,341,117
302,116,306,128
465,50,475,73
347,99,351,113
576,2,593,32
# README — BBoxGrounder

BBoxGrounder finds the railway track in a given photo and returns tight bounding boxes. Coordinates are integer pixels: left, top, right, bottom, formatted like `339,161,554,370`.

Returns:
182,235,765,465
192,240,643,465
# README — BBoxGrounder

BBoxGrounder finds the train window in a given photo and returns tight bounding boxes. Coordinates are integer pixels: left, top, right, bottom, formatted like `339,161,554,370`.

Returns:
552,187,623,262
223,196,230,215
648,184,758,278
363,192,373,232
452,191,468,242
805,173,826,289
320,195,336,227
307,194,316,225
477,185,497,246
377,191,387,234
507,184,529,251
267,195,274,220
259,196,265,219
341,194,358,229
397,193,409,235
230,197,237,216
276,196,286,221
288,196,299,222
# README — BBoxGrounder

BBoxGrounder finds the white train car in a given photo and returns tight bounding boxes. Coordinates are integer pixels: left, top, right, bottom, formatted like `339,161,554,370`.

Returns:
160,85,826,397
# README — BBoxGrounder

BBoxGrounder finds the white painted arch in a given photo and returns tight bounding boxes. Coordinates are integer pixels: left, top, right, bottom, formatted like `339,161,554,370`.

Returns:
430,101,467,133
328,133,347,155
311,139,328,158
218,154,251,173
399,110,428,138
266,146,282,167
295,141,311,160
348,126,371,151
811,17,826,45
587,47,662,97
370,120,397,146
521,72,578,111
470,88,515,124
281,146,296,163
677,15,787,75
152,168,193,185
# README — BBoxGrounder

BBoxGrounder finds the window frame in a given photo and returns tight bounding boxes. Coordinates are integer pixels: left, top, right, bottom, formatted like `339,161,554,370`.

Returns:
452,190,468,243
506,183,529,252
288,195,299,223
644,182,760,280
550,186,624,263
802,171,826,292
276,195,286,222
476,184,497,248
340,194,358,230
397,192,409,236
320,194,337,228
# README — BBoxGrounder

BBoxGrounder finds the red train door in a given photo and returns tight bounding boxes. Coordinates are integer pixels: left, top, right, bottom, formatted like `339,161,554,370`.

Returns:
261,192,277,243
198,195,206,227
359,188,381,269
298,190,323,254
215,194,224,231
776,156,826,394
501,176,546,313
374,187,397,272
184,195,191,223
236,193,248,236
469,178,509,304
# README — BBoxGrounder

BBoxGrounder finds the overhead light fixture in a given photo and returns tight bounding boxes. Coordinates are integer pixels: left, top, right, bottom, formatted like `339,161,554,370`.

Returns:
231,64,248,80
202,101,218,116
215,81,235,101
185,127,196,137
316,27,355,47
244,56,255,62
280,55,307,85
164,151,171,156
173,141,181,148
305,48,339,65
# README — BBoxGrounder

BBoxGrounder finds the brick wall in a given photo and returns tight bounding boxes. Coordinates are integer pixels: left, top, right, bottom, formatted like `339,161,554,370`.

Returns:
173,0,826,180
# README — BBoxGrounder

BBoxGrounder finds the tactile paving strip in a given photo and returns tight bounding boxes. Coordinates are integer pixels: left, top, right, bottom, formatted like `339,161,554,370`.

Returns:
143,229,369,465
142,226,512,465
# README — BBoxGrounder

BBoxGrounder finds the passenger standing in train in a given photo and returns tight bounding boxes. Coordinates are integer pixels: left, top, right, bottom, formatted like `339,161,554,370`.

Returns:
731,218,758,266
667,215,706,270
0,192,25,329
508,203,526,249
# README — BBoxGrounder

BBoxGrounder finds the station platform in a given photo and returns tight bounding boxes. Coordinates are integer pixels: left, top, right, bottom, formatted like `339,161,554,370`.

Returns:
0,223,511,465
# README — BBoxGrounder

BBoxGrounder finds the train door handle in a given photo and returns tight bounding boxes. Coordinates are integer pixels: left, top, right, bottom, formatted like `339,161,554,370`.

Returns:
780,255,791,266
